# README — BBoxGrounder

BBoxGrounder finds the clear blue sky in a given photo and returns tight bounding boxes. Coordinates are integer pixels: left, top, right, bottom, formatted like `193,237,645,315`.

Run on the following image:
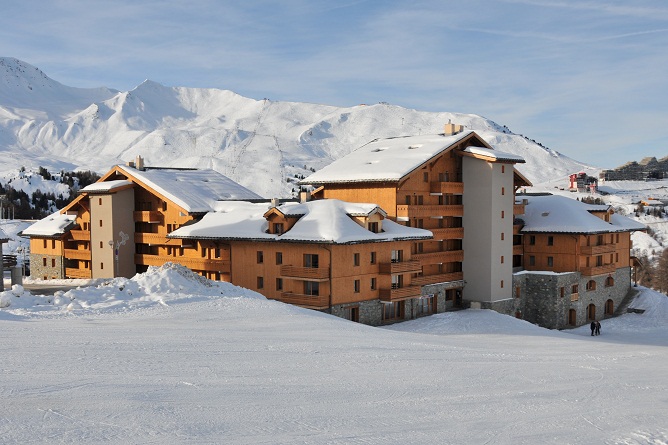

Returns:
2,0,667,169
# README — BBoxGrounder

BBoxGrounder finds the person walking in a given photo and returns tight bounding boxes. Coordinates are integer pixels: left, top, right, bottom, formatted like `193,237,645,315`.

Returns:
595,321,601,336
590,321,596,336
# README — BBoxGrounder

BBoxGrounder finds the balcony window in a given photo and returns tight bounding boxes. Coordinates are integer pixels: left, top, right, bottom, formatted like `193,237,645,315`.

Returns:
276,278,283,291
257,251,264,264
391,250,403,263
371,277,377,290
273,223,284,235
276,252,283,265
354,280,360,293
304,254,319,268
370,252,376,264
353,253,360,266
304,281,319,296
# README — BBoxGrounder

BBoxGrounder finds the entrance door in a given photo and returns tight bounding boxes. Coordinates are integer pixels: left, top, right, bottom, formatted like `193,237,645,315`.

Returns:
587,304,596,321
569,309,577,326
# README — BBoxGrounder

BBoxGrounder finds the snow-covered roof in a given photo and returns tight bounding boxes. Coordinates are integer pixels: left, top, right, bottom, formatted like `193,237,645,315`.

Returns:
274,201,386,218
0,227,9,242
21,212,77,237
301,131,479,184
462,146,525,163
170,199,432,244
115,165,263,213
519,195,646,234
81,179,133,193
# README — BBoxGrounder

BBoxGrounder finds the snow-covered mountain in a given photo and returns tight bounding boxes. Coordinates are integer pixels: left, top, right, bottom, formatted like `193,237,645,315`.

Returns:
0,57,594,198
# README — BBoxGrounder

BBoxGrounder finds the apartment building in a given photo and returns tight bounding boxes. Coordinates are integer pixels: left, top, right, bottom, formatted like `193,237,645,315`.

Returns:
301,124,530,315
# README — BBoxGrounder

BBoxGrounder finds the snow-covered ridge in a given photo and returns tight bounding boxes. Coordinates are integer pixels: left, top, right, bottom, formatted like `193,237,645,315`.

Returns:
0,57,593,198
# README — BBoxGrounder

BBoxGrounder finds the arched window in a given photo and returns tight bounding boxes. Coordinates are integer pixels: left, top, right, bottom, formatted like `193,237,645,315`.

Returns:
605,276,614,287
605,299,614,315
586,280,597,291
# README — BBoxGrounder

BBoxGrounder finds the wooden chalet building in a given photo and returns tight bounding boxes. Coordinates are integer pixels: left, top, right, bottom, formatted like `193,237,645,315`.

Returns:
513,194,645,328
301,123,531,316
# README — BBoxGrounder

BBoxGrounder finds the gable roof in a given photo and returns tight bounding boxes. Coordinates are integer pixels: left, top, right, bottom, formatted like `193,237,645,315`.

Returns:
109,165,263,213
300,131,524,185
21,212,77,237
519,195,646,234
169,199,431,244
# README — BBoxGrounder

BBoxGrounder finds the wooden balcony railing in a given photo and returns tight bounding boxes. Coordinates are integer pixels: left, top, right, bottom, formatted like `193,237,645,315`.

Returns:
133,211,162,223
134,254,230,273
580,263,616,276
69,230,90,241
280,265,330,281
513,203,526,215
429,181,464,195
379,285,422,302
571,293,579,302
275,292,330,309
65,267,92,279
429,227,464,240
379,260,422,274
396,205,464,219
411,272,464,286
581,244,616,255
64,248,91,260
412,250,464,265
134,232,183,245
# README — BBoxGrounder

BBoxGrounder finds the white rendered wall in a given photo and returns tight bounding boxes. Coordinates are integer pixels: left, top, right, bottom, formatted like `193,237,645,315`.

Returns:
462,158,515,303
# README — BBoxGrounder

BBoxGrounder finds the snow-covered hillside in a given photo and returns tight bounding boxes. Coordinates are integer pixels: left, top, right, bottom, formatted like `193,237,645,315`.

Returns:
1,264,667,444
0,57,593,198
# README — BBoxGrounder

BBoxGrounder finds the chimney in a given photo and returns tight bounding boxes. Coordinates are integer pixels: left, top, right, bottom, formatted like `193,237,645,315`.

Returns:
135,155,145,171
444,121,464,135
126,161,136,168
299,191,311,203
270,197,280,208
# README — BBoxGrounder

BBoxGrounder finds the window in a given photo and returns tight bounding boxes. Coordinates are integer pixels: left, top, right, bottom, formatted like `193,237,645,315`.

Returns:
43,239,47,248
572,284,579,294
501,187,505,195
304,281,319,296
529,255,536,266
382,301,404,323
276,252,283,265
501,256,504,264
276,278,283,291
596,255,603,267
391,250,403,263
529,235,536,245
353,253,360,266
391,274,403,289
423,172,429,182
415,242,424,254
98,198,102,205
99,220,103,227
515,286,521,298
605,276,614,287
417,296,435,317
52,240,56,249
343,306,360,322
369,222,379,233
257,277,264,289
370,277,377,290
605,299,614,315
42,257,47,267
304,254,319,268
214,248,221,259
501,232,504,241
547,236,554,246
500,280,504,288
51,258,56,267
547,256,554,267
417,195,424,205
416,219,424,229
100,241,103,248
586,280,597,291
405,195,411,205
201,247,207,258
100,262,104,270
273,223,284,235
354,280,360,293
501,165,505,173
257,251,264,264
560,287,565,298
501,211,505,219
370,252,376,264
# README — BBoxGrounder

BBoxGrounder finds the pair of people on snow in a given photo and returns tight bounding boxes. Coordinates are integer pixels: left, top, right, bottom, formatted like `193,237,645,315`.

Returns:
590,321,601,336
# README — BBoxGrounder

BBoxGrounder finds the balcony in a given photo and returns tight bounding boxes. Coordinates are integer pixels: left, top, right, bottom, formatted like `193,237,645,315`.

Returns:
134,232,182,245
581,263,616,276
134,254,230,273
133,211,162,223
69,230,90,241
411,272,463,286
513,245,523,255
429,227,464,240
571,293,579,302
513,203,526,215
429,181,464,195
276,292,330,309
280,265,330,281
379,260,422,274
581,244,616,255
64,248,91,260
379,285,422,302
65,267,92,279
412,250,464,265
396,205,464,219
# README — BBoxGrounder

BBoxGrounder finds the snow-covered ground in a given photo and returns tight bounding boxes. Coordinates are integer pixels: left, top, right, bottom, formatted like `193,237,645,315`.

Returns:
1,264,666,444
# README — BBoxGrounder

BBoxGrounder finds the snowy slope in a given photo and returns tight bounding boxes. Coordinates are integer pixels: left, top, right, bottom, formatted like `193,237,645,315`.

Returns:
0,57,592,198
0,264,667,444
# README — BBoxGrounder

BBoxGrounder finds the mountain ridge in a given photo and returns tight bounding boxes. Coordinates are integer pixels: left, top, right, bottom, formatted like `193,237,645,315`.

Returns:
0,57,595,198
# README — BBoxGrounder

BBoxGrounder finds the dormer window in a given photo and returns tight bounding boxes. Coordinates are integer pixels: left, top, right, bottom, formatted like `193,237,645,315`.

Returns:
369,222,380,233
273,223,284,235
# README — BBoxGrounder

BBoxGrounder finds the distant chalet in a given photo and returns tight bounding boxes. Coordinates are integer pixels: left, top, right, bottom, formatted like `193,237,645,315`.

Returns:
600,156,668,181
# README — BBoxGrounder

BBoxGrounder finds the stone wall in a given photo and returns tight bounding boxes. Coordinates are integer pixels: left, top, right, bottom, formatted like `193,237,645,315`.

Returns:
29,253,64,280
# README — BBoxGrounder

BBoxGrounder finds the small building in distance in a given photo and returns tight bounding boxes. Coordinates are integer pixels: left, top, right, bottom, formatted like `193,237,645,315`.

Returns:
569,172,598,193
599,156,668,181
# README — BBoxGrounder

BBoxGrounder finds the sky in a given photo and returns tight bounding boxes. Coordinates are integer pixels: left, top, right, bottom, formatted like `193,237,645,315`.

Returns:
1,0,667,168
